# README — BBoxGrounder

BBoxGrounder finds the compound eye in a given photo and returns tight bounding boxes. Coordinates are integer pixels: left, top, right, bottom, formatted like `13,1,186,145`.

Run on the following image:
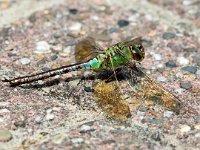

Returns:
132,45,145,61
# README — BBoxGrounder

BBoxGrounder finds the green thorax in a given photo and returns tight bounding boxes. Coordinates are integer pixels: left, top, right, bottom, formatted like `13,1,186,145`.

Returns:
89,43,133,71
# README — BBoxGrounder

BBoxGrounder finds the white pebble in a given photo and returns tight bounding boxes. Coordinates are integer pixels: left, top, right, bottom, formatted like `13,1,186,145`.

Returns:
182,0,192,5
35,41,51,54
35,116,42,123
19,58,30,65
0,108,10,113
69,23,82,32
46,113,54,121
80,125,91,132
91,16,99,20
153,53,162,61
71,138,84,144
46,109,52,114
157,76,167,82
174,88,185,94
163,111,173,117
180,125,191,133
177,56,189,65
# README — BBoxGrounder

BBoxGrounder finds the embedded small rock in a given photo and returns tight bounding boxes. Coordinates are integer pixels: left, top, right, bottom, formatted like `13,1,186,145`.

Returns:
19,58,30,65
180,125,191,133
71,138,84,144
35,41,51,54
182,66,198,74
117,19,129,27
69,8,78,14
163,32,176,40
69,23,82,32
177,56,189,65
165,60,177,68
180,80,192,90
0,129,12,142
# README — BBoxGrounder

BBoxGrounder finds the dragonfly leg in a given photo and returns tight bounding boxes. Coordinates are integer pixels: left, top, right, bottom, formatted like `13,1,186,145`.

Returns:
105,68,123,83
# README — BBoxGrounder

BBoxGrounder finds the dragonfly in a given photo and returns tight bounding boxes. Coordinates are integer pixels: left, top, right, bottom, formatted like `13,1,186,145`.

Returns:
2,37,182,119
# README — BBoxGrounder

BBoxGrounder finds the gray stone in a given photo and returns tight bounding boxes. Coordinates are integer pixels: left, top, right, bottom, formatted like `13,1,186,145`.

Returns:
117,19,129,27
165,60,177,68
163,32,176,40
181,66,198,74
180,80,192,90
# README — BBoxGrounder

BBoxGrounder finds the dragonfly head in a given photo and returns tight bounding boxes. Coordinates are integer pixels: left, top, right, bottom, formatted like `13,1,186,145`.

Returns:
129,43,145,62
123,37,145,62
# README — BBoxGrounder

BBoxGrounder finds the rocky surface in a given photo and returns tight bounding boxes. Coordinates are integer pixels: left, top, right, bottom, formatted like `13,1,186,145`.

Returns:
0,0,200,149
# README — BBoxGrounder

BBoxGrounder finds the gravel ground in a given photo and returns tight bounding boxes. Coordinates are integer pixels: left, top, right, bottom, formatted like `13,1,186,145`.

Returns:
0,0,200,149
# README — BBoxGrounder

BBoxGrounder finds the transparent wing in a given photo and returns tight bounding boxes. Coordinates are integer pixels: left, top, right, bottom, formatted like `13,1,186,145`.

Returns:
123,64,182,113
75,36,103,63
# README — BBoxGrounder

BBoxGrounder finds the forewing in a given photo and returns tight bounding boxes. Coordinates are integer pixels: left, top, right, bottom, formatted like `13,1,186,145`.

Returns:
75,37,103,63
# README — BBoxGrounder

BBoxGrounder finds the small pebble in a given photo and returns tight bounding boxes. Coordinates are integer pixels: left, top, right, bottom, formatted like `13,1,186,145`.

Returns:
19,58,30,65
68,23,82,32
46,113,54,121
80,125,94,133
35,41,51,54
35,116,43,124
162,32,176,40
53,32,62,39
157,76,167,82
195,133,200,138
182,0,193,5
46,109,52,114
181,66,198,74
177,56,189,65
0,108,10,113
174,88,185,94
180,80,192,90
117,19,129,27
69,8,78,14
50,55,58,61
84,86,93,92
180,125,191,133
165,60,177,68
163,111,173,117
0,129,12,142
71,138,84,144
142,118,162,124
152,53,162,61
91,15,99,20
